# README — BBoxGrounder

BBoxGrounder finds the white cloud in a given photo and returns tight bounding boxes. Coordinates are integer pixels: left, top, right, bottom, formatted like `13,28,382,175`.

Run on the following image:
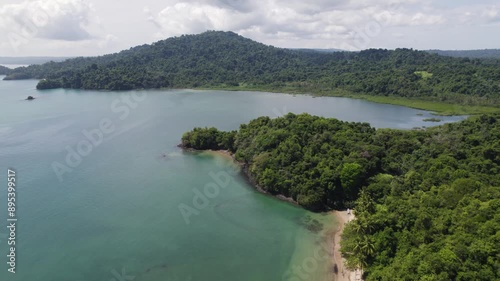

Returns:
148,1,257,37
146,0,448,50
0,0,119,54
385,12,446,26
0,0,98,41
442,4,500,26
0,0,497,56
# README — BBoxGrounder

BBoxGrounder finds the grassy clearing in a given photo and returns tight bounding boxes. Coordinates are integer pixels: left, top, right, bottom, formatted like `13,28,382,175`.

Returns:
423,118,442,122
353,95,500,115
198,84,500,116
414,71,433,79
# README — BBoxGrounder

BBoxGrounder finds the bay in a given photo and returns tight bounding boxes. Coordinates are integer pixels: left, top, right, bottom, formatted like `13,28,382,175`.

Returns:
0,77,465,281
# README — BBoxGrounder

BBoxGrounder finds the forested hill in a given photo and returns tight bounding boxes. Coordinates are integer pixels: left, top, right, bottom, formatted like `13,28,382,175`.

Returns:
0,56,70,65
5,31,305,90
181,114,500,280
4,31,500,107
0,65,11,75
427,49,500,59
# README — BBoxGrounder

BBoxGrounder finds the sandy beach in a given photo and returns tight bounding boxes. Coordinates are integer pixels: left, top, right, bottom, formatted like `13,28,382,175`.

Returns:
191,149,363,281
196,149,243,169
209,149,233,158
200,149,236,161
332,211,362,281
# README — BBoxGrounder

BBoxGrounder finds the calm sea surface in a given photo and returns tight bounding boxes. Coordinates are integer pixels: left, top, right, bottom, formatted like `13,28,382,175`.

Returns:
0,77,466,281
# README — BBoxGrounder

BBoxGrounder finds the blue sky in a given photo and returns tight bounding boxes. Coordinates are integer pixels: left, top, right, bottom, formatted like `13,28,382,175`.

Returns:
0,0,499,56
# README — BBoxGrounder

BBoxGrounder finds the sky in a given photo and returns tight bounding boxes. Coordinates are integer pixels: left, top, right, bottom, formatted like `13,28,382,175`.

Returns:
0,0,499,57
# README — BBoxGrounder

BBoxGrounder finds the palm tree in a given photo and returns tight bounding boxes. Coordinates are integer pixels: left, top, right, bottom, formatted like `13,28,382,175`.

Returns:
360,235,375,256
352,219,374,234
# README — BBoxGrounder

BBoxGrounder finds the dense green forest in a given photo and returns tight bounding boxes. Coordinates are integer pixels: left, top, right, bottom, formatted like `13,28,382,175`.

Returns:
0,65,11,75
181,114,499,280
4,31,500,109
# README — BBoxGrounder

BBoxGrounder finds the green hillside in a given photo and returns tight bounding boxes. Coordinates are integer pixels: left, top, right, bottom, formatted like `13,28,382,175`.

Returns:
4,31,500,111
181,113,500,280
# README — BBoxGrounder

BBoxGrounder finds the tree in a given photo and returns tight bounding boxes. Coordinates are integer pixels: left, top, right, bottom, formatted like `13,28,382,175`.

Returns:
340,163,364,199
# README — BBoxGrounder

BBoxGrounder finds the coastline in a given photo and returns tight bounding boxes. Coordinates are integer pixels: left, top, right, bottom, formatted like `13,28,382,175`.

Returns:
332,211,362,281
200,149,236,162
185,147,361,281
192,148,300,206
196,86,499,116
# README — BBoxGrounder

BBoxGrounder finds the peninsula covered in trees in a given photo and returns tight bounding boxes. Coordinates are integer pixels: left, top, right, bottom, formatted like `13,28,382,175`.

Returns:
4,31,500,113
181,113,499,280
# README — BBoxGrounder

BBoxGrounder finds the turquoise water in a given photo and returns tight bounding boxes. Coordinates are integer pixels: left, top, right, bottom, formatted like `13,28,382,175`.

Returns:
0,77,466,281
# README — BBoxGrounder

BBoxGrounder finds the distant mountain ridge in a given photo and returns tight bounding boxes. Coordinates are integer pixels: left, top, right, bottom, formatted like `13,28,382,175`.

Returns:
293,48,500,58
0,57,71,65
291,48,345,53
426,49,500,59
4,31,500,108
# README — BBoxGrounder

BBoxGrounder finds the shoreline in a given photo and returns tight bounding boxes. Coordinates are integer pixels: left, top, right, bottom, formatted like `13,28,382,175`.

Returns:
332,211,362,281
184,147,361,281
16,76,498,115
191,148,301,206
196,86,498,116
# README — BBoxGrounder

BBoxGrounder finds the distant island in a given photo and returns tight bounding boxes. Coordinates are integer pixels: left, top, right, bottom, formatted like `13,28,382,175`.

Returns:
3,31,500,115
0,65,10,75
0,56,71,65
180,113,500,280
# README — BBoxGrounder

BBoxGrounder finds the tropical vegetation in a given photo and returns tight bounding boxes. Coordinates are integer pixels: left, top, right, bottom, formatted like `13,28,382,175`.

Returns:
3,31,500,113
181,113,500,280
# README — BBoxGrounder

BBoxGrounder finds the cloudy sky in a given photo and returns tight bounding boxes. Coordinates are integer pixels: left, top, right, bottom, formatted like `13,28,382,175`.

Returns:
0,0,499,56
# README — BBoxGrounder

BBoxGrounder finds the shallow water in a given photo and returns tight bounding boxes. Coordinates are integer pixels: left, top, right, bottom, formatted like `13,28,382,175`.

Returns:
0,78,465,281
